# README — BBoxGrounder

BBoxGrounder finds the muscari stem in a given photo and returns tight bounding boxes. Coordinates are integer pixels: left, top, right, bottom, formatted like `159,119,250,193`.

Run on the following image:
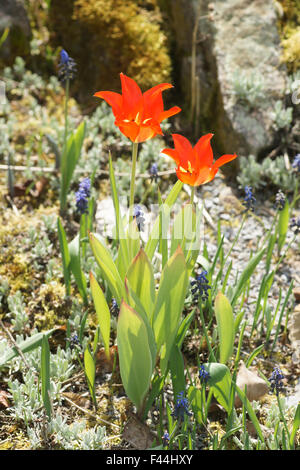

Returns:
60,78,70,213
129,142,139,220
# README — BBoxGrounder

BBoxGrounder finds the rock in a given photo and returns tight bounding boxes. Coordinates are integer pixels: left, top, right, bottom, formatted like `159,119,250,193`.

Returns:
0,0,31,66
293,287,300,303
162,0,288,169
287,304,300,363
235,361,269,407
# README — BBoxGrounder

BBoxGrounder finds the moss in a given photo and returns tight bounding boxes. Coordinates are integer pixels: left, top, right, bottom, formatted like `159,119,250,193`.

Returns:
49,0,172,104
277,0,300,71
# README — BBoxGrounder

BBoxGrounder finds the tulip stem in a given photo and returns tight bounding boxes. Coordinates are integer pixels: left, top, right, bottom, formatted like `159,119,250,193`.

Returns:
129,142,139,220
190,187,195,206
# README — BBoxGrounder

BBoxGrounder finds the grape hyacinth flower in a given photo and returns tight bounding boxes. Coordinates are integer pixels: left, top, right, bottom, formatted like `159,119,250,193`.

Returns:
290,217,300,235
111,298,119,317
191,270,211,302
133,205,145,232
58,49,77,82
149,162,159,182
199,365,210,384
162,431,170,447
292,154,300,173
75,177,91,215
171,391,192,421
69,333,80,351
275,190,286,211
242,186,256,212
269,367,285,396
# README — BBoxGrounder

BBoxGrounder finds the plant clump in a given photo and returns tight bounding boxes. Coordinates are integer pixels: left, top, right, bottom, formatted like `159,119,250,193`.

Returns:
49,0,172,103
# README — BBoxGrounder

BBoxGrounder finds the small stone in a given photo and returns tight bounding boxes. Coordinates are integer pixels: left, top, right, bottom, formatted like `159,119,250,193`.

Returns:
293,287,300,303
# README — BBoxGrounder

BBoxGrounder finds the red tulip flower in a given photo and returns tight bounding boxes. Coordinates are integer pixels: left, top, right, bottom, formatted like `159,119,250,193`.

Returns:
162,133,237,186
94,73,181,143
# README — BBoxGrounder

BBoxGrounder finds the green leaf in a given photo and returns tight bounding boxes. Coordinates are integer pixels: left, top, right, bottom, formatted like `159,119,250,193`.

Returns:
89,272,111,358
277,199,289,254
57,217,71,296
125,249,155,320
0,329,57,366
60,121,86,209
109,152,130,276
230,247,265,308
188,385,204,425
169,344,186,398
145,180,183,261
215,292,235,364
290,404,300,449
117,301,153,411
204,362,232,412
84,345,96,406
41,335,51,419
89,232,125,304
152,246,189,375
69,234,87,304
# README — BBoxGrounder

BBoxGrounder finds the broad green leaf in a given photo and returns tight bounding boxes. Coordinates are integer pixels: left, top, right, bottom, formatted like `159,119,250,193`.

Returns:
204,362,232,412
277,199,289,254
145,180,183,261
188,385,204,425
215,292,235,364
89,232,125,304
124,279,157,368
117,301,153,411
152,247,189,375
290,404,300,449
0,329,56,366
169,344,186,398
84,345,96,406
69,234,87,304
126,249,155,320
230,247,265,307
90,272,111,358
41,335,51,419
57,217,71,296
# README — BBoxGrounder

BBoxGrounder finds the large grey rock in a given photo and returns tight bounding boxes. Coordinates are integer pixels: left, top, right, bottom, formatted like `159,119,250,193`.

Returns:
162,0,288,166
0,0,31,66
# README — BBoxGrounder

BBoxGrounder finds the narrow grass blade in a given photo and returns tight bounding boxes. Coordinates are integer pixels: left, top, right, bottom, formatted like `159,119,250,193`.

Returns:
41,334,51,419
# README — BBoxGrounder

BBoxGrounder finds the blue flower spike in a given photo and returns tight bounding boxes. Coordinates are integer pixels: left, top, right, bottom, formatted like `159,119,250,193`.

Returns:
199,365,210,384
269,367,285,396
242,185,256,212
275,190,286,211
133,205,145,232
75,177,91,215
191,270,211,302
292,154,300,173
58,48,77,82
171,391,192,422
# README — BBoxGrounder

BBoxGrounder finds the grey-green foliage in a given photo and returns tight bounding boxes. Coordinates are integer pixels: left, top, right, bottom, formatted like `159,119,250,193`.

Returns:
231,70,265,109
48,415,106,450
7,291,29,332
270,101,293,131
237,154,296,192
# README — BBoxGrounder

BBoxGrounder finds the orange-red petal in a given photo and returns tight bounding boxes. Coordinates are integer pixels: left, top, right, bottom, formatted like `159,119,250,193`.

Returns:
94,91,123,117
159,106,181,123
193,133,214,169
212,153,237,170
120,73,143,119
161,148,180,166
172,134,195,168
